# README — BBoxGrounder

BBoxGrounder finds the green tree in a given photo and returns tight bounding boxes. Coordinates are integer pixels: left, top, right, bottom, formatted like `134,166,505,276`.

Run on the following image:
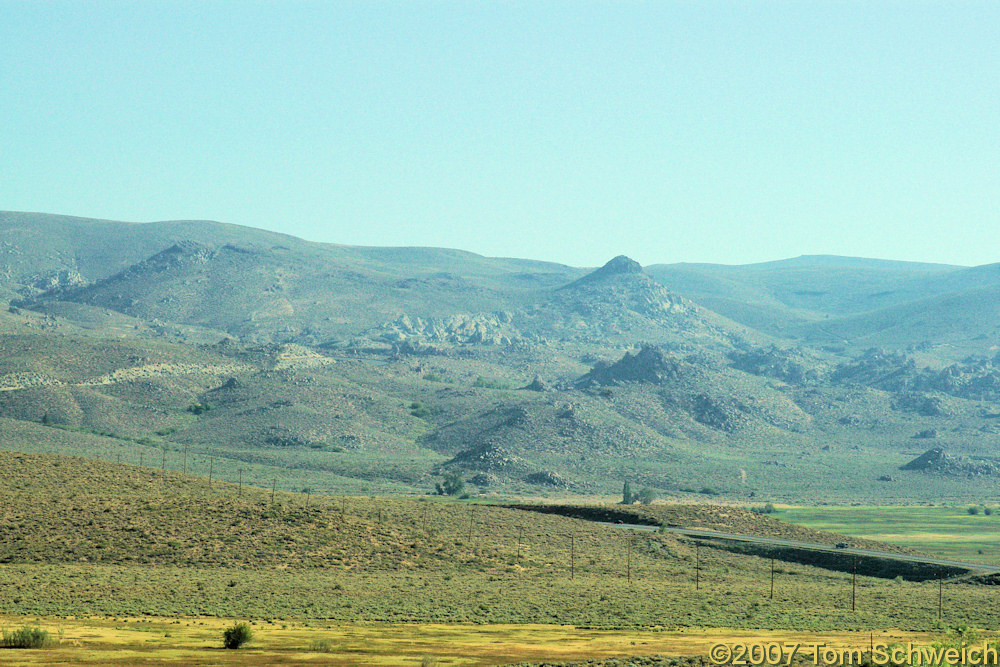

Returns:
621,480,633,504
435,471,466,496
636,487,657,505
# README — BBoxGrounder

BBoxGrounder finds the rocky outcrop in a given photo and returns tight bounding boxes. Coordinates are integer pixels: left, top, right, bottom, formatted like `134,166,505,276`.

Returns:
831,350,1000,402
375,311,521,346
901,447,1000,476
830,348,919,389
562,255,644,289
524,471,567,487
446,442,525,472
31,269,88,292
728,344,824,385
578,345,683,386
521,377,552,392
893,392,951,417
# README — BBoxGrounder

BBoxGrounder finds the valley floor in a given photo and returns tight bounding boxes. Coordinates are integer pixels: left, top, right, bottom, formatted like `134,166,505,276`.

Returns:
778,505,1000,565
0,616,955,666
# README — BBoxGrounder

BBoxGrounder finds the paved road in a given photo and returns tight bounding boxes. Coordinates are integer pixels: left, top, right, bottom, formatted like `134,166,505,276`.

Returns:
598,522,1000,575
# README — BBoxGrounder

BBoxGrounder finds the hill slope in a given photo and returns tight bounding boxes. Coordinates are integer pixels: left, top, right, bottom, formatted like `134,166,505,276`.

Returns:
3,212,1000,504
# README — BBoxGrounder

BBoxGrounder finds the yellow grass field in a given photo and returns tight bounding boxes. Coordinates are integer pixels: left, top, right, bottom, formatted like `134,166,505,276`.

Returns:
0,615,949,666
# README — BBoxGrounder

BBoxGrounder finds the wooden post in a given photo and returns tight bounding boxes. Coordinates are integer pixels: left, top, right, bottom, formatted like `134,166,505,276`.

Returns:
341,497,346,521
238,468,242,496
161,448,166,472
183,445,188,474
117,452,121,465
271,477,276,505
305,487,310,505
851,556,857,612
140,451,144,467
517,526,523,564
467,507,474,542
377,507,382,525
570,534,575,580
208,457,214,488
695,542,700,590
770,557,775,600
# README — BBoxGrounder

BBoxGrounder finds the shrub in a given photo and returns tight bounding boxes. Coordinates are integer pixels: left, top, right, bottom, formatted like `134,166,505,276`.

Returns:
636,487,658,505
985,506,994,516
752,503,777,514
969,506,982,516
2,626,54,649
187,401,212,415
473,376,510,390
222,621,253,649
310,638,334,653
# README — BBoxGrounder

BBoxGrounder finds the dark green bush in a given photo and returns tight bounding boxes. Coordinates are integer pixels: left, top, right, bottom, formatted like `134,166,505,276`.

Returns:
2,626,54,648
434,471,465,496
636,487,658,505
473,376,511,390
222,621,253,649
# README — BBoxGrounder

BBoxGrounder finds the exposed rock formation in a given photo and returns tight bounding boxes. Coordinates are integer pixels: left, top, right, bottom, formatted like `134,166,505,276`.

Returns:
901,447,1000,476
579,345,683,386
376,311,520,346
524,470,567,487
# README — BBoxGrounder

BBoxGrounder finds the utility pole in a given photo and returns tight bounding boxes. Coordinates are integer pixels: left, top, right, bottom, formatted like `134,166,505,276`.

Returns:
161,448,166,472
208,457,214,488
695,542,701,590
517,526,523,564
938,575,943,621
627,534,632,584
183,445,188,474
271,477,276,505
570,534,575,580
238,468,242,496
770,557,775,600
851,557,857,612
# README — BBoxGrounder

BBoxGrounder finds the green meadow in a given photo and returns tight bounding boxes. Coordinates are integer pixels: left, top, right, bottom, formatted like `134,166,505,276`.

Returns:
777,505,1000,565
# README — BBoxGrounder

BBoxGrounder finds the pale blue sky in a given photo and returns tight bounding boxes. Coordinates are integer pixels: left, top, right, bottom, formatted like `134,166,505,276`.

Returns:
1,1,998,267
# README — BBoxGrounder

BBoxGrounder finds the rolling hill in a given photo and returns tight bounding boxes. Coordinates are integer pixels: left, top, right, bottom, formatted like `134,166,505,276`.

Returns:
2,211,1000,504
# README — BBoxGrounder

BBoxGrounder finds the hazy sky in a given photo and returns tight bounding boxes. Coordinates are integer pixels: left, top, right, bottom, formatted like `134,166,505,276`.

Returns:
2,1,998,268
